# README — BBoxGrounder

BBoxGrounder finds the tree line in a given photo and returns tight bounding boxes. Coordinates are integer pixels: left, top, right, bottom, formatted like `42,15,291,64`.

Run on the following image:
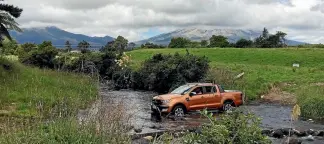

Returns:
168,28,288,48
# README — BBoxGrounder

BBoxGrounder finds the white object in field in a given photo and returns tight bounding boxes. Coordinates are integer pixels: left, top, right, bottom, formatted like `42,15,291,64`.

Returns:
234,72,245,79
293,63,300,68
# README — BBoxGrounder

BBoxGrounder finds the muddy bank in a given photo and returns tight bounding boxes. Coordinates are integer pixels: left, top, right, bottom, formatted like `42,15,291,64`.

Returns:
78,85,324,143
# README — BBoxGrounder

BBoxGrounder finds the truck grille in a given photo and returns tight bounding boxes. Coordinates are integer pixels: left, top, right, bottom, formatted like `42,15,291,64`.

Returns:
152,99,162,105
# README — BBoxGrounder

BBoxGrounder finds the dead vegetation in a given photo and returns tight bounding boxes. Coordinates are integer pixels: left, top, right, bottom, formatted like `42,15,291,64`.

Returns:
261,85,297,105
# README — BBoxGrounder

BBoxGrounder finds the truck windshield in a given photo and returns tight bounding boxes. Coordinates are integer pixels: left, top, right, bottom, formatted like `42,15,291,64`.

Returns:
170,85,192,95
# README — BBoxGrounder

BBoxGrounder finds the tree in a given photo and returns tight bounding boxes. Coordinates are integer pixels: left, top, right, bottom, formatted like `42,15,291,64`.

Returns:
77,40,90,53
168,37,191,48
141,42,166,49
100,40,115,52
254,28,287,48
276,31,287,47
65,40,72,52
235,38,253,48
209,35,229,48
201,40,208,47
0,3,23,41
113,36,128,52
20,41,58,68
262,27,269,39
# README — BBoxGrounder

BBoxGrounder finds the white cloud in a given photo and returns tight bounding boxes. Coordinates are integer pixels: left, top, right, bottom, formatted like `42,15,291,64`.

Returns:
4,0,324,43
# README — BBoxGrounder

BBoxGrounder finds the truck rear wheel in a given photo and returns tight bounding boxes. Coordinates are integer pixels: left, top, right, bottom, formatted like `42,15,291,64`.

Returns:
222,101,235,112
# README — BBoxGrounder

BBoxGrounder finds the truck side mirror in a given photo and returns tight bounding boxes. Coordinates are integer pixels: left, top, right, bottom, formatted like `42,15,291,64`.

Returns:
189,92,196,97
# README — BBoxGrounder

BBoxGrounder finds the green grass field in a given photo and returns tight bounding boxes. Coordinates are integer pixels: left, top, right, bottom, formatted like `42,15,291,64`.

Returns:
0,57,98,117
128,48,324,100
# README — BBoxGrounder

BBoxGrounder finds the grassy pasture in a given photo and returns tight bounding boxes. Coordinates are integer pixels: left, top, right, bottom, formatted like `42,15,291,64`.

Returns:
128,48,324,100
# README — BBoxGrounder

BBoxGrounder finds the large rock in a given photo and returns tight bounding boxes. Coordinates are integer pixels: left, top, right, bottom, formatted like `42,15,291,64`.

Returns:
316,130,324,137
272,129,285,139
294,130,307,137
261,129,273,136
306,129,315,136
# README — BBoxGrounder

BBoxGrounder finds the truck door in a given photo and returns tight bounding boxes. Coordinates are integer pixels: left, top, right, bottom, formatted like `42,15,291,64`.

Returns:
204,85,222,108
187,86,208,111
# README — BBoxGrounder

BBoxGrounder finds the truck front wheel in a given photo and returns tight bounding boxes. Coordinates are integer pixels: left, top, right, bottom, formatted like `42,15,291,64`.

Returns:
172,105,185,117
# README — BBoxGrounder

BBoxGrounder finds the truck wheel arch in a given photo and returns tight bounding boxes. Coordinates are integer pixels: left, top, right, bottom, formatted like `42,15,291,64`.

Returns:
223,99,236,107
171,103,187,113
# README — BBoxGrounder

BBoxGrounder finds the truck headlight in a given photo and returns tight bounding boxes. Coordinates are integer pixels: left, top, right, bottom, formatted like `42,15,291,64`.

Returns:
161,100,170,104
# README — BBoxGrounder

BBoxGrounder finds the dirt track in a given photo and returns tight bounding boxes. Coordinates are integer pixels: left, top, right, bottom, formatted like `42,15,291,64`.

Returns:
78,86,324,143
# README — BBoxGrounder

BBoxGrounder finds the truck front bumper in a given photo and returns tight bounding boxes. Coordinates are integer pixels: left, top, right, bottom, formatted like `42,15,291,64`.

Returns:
151,103,170,113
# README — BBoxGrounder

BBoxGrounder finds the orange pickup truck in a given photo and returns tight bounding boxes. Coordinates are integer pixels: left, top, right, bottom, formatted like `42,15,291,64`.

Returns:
151,83,244,117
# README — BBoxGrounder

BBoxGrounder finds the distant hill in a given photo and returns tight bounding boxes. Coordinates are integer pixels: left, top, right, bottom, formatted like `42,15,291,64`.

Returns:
9,26,114,48
134,28,306,46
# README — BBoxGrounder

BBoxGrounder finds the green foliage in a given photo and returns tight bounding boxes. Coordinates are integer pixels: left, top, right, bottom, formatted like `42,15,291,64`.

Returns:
53,52,118,79
132,51,209,93
0,37,18,55
77,40,90,54
0,4,23,18
113,36,128,52
65,40,72,52
0,3,23,41
17,42,37,62
100,36,129,52
235,38,253,48
209,35,229,48
297,43,324,48
20,41,58,69
141,42,166,49
297,86,324,120
100,41,116,52
254,28,287,48
200,40,208,47
169,37,192,48
188,41,201,48
182,109,271,144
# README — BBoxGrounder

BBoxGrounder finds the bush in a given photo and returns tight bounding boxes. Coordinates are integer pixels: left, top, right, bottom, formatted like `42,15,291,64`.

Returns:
20,41,58,69
17,43,37,60
1,38,19,55
113,51,209,93
182,109,271,144
53,52,119,79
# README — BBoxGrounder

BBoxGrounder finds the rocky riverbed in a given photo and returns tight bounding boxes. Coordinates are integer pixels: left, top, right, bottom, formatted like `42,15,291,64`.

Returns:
78,85,324,144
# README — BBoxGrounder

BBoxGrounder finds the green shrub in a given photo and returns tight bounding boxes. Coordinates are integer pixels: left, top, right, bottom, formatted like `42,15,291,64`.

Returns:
128,51,209,93
0,38,19,55
20,41,58,69
182,109,271,144
297,86,324,120
53,52,118,79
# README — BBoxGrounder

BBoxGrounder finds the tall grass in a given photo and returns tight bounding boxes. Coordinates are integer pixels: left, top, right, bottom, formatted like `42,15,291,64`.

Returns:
297,86,324,120
0,58,97,117
0,57,132,143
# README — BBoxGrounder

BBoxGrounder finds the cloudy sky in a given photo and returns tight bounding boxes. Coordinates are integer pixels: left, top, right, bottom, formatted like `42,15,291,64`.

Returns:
6,0,324,43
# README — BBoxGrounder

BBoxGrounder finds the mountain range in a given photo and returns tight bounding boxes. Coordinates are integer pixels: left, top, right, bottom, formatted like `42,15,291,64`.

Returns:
9,26,305,47
9,26,114,48
135,28,305,46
